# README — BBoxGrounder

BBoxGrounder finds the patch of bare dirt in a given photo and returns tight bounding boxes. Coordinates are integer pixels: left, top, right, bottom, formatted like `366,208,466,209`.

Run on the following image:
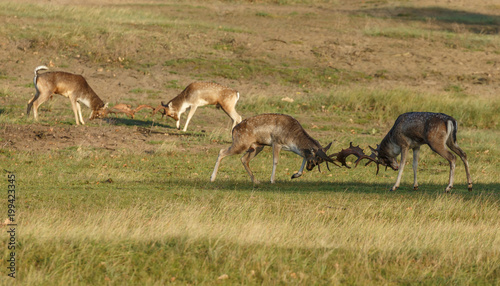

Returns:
0,122,214,153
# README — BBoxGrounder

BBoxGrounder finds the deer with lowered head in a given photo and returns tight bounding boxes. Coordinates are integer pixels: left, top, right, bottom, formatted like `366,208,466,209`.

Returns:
210,113,335,184
27,66,108,125
154,82,242,132
363,112,473,192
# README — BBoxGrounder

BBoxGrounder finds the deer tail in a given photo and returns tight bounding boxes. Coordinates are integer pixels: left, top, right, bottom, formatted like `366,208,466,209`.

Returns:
446,119,458,145
33,66,49,89
27,66,49,115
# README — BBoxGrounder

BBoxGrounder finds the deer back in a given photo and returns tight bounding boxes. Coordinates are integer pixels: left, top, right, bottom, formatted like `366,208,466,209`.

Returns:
176,82,238,106
233,114,322,151
379,112,456,157
37,72,105,110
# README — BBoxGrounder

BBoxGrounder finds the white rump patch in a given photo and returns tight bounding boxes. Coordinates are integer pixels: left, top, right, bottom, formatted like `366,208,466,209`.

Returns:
446,120,453,140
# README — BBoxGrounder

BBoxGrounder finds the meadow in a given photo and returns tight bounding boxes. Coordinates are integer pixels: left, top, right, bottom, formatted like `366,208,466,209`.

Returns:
0,0,499,285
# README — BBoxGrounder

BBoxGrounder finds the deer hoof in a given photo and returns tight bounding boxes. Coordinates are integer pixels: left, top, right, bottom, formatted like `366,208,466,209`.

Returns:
291,173,302,179
413,186,419,191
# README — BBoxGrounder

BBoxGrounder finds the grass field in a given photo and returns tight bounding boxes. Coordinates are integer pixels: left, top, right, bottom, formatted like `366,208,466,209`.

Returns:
0,0,499,285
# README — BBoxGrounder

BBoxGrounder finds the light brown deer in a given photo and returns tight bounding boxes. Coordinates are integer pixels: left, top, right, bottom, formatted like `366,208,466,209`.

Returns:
27,66,108,125
210,113,334,184
368,112,472,192
154,82,242,132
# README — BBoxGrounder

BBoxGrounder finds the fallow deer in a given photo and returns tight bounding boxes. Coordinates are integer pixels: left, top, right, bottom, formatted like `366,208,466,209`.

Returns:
154,82,242,132
368,112,472,192
27,66,108,125
210,113,335,184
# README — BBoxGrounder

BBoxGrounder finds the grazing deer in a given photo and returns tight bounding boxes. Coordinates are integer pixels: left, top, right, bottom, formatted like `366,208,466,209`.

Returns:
154,82,242,132
210,113,334,184
27,66,108,125
368,112,472,192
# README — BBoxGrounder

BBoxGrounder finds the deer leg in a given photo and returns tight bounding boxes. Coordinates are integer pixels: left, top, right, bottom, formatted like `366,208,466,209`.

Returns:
27,90,40,117
182,105,198,132
68,99,81,125
291,159,307,179
230,111,242,130
220,105,242,131
429,143,456,193
210,144,248,182
30,90,51,121
270,144,282,183
412,147,420,190
241,145,264,184
391,148,409,191
447,142,472,191
227,109,242,130
76,102,85,125
210,147,232,182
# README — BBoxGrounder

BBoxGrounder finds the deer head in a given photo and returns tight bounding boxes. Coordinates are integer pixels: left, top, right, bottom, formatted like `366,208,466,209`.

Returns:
90,102,109,120
158,101,179,121
305,142,337,173
367,145,398,173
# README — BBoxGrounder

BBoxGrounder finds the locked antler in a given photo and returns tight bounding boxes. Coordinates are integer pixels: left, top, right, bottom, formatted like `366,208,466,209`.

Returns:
366,145,381,175
152,103,167,118
107,103,135,119
133,104,155,116
330,142,377,169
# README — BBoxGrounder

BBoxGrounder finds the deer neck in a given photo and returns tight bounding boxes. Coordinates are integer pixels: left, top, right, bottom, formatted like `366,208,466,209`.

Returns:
379,135,401,158
289,131,322,157
170,94,191,111
77,93,104,111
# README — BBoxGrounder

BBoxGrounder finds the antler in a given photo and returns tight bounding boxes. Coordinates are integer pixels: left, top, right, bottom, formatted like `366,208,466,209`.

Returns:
330,142,377,169
315,144,338,173
152,104,167,118
107,103,135,119
366,145,381,175
133,104,155,114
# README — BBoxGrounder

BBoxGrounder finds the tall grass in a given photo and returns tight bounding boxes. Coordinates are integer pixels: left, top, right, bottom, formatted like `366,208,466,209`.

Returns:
0,119,498,284
1,1,500,284
241,87,499,129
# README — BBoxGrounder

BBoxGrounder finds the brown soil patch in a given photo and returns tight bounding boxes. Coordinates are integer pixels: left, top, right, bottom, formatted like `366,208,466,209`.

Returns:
1,0,499,154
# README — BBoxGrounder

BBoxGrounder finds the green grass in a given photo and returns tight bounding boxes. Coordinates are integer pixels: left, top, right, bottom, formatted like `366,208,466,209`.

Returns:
163,58,370,87
1,137,499,284
239,87,499,129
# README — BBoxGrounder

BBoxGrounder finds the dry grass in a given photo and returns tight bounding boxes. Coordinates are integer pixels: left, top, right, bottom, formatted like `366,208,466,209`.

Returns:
0,0,499,284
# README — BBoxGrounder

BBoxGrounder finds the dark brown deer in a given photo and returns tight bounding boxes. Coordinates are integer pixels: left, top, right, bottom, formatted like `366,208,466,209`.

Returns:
27,66,108,125
369,112,472,192
154,82,242,132
210,113,334,184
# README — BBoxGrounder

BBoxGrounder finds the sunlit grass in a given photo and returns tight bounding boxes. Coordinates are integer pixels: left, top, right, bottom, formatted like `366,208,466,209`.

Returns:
0,0,499,284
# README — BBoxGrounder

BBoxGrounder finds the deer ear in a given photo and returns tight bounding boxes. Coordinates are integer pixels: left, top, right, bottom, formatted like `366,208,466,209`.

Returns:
316,149,334,163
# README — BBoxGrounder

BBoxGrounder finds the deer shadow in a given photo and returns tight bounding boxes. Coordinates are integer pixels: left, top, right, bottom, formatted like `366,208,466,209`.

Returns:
161,177,499,197
356,6,500,34
100,116,173,129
